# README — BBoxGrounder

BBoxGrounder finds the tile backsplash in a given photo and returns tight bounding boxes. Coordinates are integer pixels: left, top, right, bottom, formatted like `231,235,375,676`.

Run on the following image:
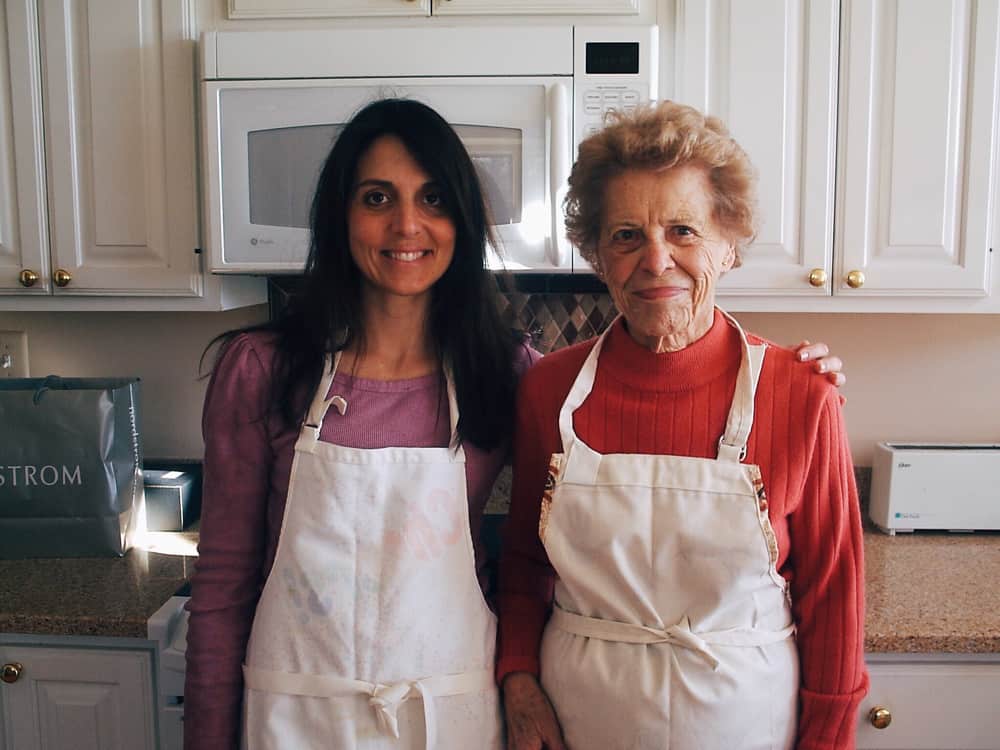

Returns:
497,292,618,353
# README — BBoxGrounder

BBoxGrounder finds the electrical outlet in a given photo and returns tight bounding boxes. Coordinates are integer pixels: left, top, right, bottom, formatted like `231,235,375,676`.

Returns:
0,330,29,378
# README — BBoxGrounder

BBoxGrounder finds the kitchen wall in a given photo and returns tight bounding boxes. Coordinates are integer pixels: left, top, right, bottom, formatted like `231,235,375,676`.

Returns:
3,303,999,465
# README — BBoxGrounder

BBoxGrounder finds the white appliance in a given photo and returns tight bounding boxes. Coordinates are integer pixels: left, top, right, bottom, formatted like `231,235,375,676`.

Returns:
200,26,657,274
870,442,1000,534
148,595,190,750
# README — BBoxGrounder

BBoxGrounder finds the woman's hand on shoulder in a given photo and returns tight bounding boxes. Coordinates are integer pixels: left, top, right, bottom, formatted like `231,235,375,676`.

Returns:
792,340,845,388
502,672,569,750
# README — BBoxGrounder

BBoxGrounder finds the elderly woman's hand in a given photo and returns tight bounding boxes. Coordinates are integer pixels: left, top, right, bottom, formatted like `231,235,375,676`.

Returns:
793,340,845,388
502,672,569,750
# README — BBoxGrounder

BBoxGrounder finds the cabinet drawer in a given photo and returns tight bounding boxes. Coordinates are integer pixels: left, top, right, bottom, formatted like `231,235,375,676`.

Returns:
857,659,1000,749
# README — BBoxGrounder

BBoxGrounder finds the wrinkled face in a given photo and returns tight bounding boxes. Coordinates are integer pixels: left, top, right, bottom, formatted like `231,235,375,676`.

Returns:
595,164,735,352
348,135,456,306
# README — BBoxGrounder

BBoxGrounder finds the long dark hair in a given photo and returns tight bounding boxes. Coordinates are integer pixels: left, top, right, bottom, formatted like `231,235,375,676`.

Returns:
207,98,522,452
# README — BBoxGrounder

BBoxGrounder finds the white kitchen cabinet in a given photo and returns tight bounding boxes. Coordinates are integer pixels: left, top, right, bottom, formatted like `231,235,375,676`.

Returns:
674,0,839,298
0,1,48,297
227,0,430,18
432,0,639,16
0,641,156,750
674,0,1000,310
856,654,1000,750
0,0,266,310
835,0,998,298
225,0,638,18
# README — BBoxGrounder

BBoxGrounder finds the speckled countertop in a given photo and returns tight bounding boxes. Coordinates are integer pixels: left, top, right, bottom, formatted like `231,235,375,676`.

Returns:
0,532,198,639
863,529,1000,653
2,529,999,652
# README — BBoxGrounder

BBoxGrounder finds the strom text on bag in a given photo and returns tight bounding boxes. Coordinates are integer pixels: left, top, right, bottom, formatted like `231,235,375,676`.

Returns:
0,465,83,487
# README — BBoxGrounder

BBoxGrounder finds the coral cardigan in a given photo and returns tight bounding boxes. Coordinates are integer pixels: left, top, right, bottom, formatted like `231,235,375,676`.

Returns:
497,311,869,750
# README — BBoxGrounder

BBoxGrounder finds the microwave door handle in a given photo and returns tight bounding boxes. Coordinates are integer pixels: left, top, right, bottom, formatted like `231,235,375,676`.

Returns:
548,82,571,268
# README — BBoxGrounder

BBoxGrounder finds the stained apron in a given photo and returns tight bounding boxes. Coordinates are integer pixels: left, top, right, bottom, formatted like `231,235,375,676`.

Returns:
242,352,503,749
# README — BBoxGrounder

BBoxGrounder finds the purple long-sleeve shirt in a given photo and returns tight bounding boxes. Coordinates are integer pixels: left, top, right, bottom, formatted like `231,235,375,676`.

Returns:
184,331,539,750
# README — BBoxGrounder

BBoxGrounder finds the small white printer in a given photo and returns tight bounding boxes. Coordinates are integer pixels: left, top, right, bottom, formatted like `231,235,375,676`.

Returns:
870,442,1000,534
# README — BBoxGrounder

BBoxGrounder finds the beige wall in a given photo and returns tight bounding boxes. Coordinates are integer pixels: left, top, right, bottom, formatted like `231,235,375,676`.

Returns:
0,306,269,460
2,308,998,465
739,312,1000,465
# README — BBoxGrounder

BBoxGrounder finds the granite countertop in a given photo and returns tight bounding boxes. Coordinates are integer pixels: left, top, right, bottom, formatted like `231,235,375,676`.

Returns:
864,529,1000,653
2,528,1000,652
0,531,198,639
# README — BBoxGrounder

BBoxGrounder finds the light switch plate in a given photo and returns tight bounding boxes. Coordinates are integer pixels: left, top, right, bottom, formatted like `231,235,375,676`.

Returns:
0,330,29,377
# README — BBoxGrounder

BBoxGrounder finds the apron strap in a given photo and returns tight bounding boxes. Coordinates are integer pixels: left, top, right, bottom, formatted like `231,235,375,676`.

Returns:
303,351,342,436
556,309,767,481
557,318,617,455
716,309,767,463
301,352,462,451
549,605,795,672
243,665,494,750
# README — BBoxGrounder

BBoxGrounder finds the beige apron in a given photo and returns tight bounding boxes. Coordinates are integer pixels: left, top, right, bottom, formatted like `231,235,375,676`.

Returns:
241,353,503,750
539,311,799,750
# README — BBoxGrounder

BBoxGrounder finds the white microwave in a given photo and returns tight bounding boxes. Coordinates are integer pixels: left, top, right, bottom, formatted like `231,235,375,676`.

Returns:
200,26,657,274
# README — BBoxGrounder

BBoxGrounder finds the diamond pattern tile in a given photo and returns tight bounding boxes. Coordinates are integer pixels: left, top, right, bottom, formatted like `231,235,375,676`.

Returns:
498,292,618,353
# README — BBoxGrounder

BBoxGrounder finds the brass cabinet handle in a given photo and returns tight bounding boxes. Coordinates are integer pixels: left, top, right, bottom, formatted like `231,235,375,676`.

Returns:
18,269,39,287
53,269,72,287
1,663,22,684
846,270,865,289
868,706,892,729
808,268,828,287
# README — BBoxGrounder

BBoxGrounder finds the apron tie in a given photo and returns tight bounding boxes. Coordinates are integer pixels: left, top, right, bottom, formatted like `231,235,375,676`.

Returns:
244,664,493,750
549,606,795,673
660,616,720,670
368,679,437,746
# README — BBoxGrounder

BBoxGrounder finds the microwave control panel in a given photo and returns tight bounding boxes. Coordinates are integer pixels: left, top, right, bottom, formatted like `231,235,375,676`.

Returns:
573,27,659,147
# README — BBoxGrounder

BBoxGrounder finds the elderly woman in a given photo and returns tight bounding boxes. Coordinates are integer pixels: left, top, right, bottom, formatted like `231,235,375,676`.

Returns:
497,101,868,750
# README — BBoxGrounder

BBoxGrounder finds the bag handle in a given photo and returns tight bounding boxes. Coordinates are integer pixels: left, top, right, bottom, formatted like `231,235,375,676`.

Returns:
32,375,63,405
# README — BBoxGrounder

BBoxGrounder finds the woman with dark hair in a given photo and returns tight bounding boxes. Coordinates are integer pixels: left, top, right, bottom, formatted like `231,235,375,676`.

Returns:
183,98,537,750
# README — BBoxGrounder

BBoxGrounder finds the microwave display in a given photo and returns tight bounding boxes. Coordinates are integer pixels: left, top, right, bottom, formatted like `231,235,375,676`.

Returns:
585,42,640,75
247,123,522,231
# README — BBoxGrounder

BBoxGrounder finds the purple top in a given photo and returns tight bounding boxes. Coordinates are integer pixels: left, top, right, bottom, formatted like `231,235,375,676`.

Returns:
183,331,539,750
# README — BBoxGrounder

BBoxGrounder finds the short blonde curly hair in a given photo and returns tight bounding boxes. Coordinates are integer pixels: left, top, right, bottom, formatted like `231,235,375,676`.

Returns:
565,100,758,268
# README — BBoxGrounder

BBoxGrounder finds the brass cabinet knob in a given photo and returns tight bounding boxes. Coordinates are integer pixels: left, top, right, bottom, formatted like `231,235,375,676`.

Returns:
846,270,865,289
808,268,828,287
18,269,40,287
1,663,22,684
868,706,892,729
53,269,72,287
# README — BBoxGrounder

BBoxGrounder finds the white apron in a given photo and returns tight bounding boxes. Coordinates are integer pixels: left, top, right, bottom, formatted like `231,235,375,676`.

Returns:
538,311,799,750
242,353,503,750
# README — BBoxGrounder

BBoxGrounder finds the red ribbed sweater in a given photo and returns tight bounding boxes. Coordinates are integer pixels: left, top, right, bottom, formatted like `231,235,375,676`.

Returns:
496,310,869,750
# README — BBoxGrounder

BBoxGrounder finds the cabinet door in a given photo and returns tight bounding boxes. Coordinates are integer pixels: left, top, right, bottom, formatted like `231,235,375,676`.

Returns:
676,0,839,297
432,0,639,15
0,646,156,750
836,0,1000,297
38,0,202,296
857,659,1000,749
0,1,49,295
227,0,430,17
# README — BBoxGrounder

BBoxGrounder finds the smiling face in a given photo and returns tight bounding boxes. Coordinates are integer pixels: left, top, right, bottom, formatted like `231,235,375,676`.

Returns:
347,135,456,309
595,163,736,352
